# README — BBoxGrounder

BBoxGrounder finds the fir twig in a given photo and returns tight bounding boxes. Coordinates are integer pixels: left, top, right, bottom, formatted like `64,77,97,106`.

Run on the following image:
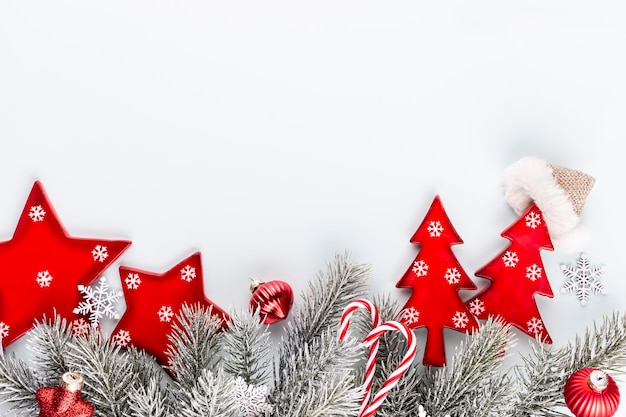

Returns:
127,375,172,417
271,251,370,416
27,313,74,387
177,369,237,417
423,317,516,417
222,308,272,386
165,302,224,388
64,330,136,417
0,347,40,417
513,310,626,417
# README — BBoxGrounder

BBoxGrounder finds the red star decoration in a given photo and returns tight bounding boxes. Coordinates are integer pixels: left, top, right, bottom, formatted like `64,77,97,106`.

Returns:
111,252,230,367
0,181,131,347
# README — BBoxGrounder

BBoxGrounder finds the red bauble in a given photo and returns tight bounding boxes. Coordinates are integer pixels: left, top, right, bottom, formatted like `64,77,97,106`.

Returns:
36,372,94,417
249,279,293,324
564,368,620,417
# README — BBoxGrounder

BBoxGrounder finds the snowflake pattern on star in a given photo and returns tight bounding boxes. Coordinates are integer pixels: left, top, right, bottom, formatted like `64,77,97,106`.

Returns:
36,270,53,288
560,253,607,306
157,305,174,322
524,210,542,229
71,318,91,338
452,311,469,328
91,245,109,262
234,377,273,417
525,264,542,282
427,220,444,237
112,329,131,347
0,322,9,338
73,276,122,328
469,298,485,316
125,272,142,290
180,265,196,282
402,307,420,325
444,267,461,284
502,251,519,267
527,317,543,335
28,205,46,222
412,260,429,277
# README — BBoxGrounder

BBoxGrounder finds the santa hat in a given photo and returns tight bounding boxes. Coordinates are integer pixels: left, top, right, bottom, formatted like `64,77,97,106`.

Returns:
503,156,595,252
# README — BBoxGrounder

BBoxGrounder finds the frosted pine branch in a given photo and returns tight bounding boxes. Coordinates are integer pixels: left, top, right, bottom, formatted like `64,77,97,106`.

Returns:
165,303,224,388
0,348,40,417
222,308,272,386
512,311,626,417
127,375,173,417
423,317,516,417
27,314,73,387
64,331,136,417
177,369,237,417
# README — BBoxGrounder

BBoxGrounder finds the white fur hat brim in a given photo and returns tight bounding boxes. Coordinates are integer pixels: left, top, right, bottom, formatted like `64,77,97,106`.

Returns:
503,156,591,253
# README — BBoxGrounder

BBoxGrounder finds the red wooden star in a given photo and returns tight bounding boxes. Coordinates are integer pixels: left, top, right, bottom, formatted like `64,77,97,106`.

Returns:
111,252,230,367
0,181,131,347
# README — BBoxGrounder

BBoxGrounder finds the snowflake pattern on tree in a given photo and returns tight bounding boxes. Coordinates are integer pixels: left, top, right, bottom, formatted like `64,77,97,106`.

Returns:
36,270,54,288
560,253,607,306
91,245,109,262
73,276,122,328
71,318,90,337
0,322,9,339
28,205,46,222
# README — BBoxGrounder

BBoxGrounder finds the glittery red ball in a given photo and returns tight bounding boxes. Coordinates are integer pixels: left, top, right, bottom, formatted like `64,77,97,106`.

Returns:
249,280,294,324
36,387,95,417
564,368,620,417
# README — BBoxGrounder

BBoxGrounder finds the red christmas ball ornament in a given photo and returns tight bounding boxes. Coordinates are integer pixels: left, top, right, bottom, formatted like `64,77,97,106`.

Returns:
564,368,620,417
249,279,294,324
36,372,95,417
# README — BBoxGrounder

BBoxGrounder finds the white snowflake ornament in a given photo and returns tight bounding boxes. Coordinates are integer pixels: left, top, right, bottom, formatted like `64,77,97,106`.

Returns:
73,276,122,328
560,253,607,306
234,377,273,417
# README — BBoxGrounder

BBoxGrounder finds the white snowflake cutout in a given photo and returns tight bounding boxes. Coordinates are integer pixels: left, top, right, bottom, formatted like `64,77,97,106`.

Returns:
0,322,9,339
525,264,542,282
469,299,485,316
36,270,53,288
73,276,122,328
444,267,461,284
412,260,429,277
235,377,273,417
28,205,46,222
91,245,109,262
502,251,519,267
402,307,420,325
525,210,542,229
112,329,132,347
180,265,196,282
157,305,174,322
560,253,607,306
71,318,91,338
427,220,444,237
452,311,469,329
527,317,543,336
125,273,142,290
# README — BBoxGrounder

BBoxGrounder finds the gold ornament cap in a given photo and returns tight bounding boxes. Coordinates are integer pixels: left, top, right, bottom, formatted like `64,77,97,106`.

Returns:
59,372,84,392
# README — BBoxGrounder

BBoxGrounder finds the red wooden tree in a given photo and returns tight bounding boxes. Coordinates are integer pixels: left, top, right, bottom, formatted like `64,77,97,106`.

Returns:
466,203,555,343
396,195,478,367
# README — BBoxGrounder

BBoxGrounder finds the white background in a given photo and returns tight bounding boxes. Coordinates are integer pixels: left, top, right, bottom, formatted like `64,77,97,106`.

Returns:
1,1,626,415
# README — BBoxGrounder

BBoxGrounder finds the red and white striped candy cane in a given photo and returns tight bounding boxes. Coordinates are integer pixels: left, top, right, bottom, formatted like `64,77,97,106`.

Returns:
339,299,382,415
359,320,417,417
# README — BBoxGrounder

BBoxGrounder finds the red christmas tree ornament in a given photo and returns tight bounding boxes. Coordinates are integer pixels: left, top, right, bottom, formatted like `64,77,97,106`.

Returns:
564,368,620,417
36,372,95,417
111,252,230,367
249,279,294,324
395,195,479,367
0,181,131,348
466,203,555,342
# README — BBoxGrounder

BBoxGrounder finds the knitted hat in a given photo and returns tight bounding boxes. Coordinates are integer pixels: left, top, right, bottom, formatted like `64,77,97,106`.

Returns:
503,156,595,252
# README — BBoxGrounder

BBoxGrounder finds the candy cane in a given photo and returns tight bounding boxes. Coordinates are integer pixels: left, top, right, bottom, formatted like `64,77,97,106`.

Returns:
359,320,417,417
339,299,382,415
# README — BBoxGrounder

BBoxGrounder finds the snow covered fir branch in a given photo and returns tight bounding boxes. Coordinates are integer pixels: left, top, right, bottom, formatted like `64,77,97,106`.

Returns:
0,251,625,416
